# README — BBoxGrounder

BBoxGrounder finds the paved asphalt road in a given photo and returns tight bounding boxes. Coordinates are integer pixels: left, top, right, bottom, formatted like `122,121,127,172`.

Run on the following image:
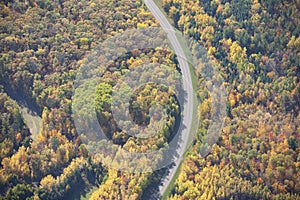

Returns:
144,0,194,198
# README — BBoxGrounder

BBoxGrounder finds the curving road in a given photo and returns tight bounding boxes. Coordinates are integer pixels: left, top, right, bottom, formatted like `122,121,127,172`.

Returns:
144,0,194,198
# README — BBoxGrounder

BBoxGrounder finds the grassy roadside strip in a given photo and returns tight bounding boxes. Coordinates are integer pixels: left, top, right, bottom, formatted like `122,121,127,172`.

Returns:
152,0,176,27
161,161,183,200
19,106,42,140
151,1,200,199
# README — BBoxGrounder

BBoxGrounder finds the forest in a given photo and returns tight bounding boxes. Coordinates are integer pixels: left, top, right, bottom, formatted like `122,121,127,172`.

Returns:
161,0,300,199
0,0,299,199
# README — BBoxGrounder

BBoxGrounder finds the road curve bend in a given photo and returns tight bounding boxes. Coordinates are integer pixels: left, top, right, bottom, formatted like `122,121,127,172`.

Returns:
144,0,194,198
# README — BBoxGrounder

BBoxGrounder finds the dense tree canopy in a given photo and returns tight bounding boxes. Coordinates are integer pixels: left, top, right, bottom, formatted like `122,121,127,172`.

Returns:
0,0,299,199
161,0,300,199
